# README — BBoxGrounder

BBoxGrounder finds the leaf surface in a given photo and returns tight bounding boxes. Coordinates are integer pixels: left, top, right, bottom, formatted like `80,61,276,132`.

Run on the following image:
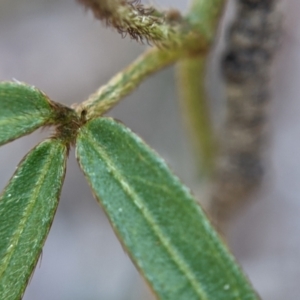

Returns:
0,139,67,300
76,117,259,300
0,82,55,146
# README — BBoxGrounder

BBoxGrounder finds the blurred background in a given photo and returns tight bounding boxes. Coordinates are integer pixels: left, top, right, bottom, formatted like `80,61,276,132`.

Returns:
0,0,299,299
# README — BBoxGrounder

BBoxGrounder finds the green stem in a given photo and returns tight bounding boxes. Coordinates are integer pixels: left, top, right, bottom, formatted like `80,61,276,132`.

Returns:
77,0,228,122
77,48,182,120
174,0,227,176
176,57,216,176
187,0,227,41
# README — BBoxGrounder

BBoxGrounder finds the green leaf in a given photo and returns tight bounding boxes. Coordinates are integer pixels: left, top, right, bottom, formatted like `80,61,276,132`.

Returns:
76,118,259,300
0,139,67,300
0,82,55,146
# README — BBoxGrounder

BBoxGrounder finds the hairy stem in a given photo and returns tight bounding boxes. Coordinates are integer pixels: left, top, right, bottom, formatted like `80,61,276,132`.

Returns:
77,0,184,47
76,48,181,119
75,1,228,121
209,0,281,226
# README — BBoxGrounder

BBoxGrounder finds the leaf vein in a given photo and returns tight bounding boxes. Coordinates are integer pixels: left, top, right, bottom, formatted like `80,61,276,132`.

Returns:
85,132,210,300
0,144,56,278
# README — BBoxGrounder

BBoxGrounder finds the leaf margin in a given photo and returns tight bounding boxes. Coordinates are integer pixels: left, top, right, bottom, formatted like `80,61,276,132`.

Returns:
76,117,259,300
0,138,68,300
0,81,69,146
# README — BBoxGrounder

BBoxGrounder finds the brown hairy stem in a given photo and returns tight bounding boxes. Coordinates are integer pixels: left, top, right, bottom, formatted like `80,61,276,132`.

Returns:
77,0,183,46
209,0,281,227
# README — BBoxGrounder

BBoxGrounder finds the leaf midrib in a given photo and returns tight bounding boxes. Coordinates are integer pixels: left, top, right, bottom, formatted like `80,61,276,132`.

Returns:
0,143,56,279
0,112,48,126
115,123,248,299
83,132,210,300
